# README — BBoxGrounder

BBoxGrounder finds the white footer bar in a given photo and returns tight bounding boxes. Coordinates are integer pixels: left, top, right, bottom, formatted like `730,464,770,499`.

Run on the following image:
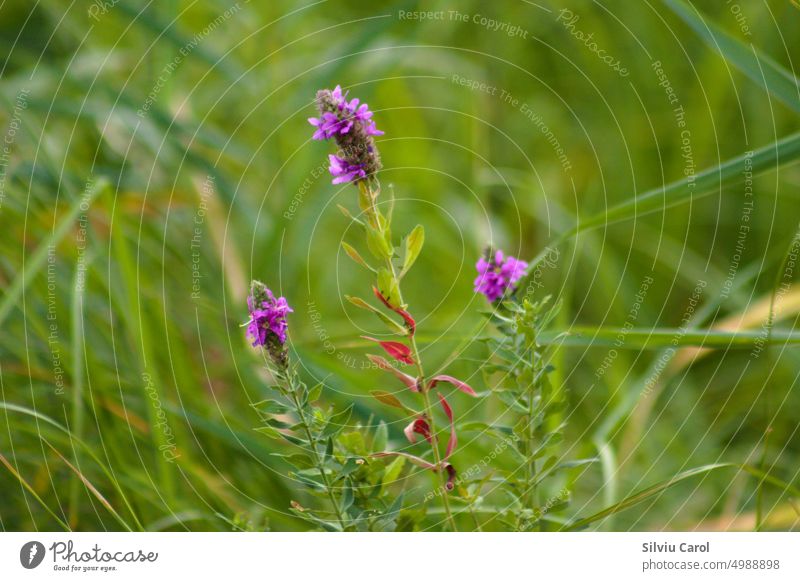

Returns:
1,532,797,580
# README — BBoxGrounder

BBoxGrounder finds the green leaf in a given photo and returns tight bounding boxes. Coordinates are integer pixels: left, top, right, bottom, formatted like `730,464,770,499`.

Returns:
337,204,363,226
337,457,363,478
321,405,354,438
338,431,367,455
377,268,402,309
251,398,289,414
307,382,324,403
340,484,355,513
400,225,425,277
365,223,393,260
345,295,407,335
381,455,407,494
370,390,407,411
271,453,314,470
662,0,800,114
373,421,388,452
342,242,375,272
291,472,325,491
290,506,342,532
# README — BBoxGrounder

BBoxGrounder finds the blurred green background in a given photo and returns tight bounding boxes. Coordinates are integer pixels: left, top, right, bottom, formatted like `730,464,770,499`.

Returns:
1,0,799,531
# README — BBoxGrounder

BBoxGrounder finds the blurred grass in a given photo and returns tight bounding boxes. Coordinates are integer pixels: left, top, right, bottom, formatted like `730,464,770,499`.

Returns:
1,0,799,531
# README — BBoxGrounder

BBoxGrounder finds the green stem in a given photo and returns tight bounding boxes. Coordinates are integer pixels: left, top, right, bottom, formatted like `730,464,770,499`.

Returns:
362,181,457,531
522,338,539,530
285,370,347,531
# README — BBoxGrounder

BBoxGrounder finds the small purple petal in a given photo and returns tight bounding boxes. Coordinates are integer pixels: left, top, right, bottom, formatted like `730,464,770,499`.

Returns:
474,250,528,302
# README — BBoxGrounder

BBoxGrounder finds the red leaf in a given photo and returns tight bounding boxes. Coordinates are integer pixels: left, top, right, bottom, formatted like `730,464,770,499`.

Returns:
396,307,416,336
372,286,393,310
403,417,433,444
429,374,477,396
437,393,457,459
366,354,419,391
362,336,414,365
443,463,457,491
373,286,416,336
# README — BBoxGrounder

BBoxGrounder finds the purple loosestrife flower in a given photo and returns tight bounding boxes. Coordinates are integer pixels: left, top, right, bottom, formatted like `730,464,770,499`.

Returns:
308,85,383,184
328,154,366,184
474,250,528,302
246,280,292,367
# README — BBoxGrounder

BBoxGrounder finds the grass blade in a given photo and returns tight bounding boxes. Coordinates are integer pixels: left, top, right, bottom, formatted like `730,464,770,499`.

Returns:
0,178,107,328
44,440,133,532
541,327,800,349
572,131,800,234
662,0,800,113
565,463,800,530
0,453,71,531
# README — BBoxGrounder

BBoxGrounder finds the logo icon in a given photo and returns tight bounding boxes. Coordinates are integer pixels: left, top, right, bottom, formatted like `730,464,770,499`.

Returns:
20,541,46,569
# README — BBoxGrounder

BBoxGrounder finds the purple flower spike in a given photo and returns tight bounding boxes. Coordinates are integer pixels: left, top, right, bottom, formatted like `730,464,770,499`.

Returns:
309,85,383,184
245,281,293,366
474,250,528,302
328,154,366,184
309,112,352,140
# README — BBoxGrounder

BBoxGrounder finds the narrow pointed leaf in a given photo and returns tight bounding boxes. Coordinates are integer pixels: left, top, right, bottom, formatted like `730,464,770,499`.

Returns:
376,268,401,309
346,296,408,335
370,389,407,410
429,375,478,397
437,393,457,459
362,336,414,365
342,241,375,272
400,224,425,276
366,354,419,391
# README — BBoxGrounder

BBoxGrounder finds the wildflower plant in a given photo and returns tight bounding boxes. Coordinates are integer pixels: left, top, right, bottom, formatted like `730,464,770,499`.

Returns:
309,85,478,531
475,252,595,531
247,279,422,531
